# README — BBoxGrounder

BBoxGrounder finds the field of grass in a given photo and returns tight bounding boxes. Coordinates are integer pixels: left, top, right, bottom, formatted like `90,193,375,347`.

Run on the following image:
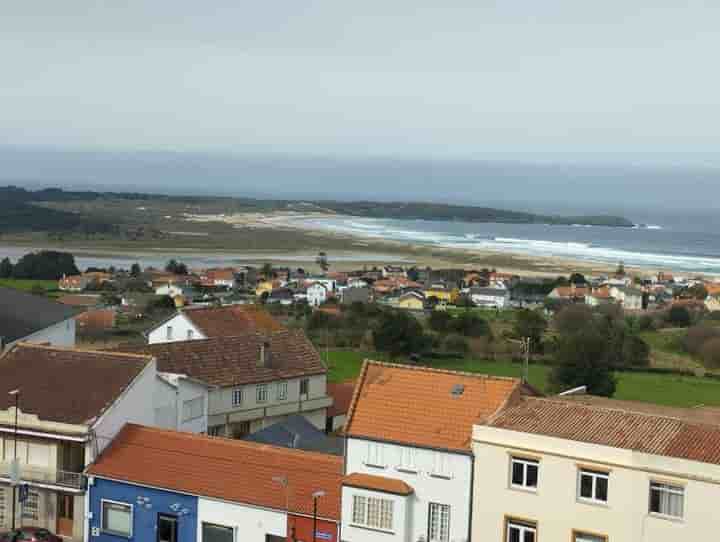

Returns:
322,349,720,408
639,329,701,370
0,278,59,293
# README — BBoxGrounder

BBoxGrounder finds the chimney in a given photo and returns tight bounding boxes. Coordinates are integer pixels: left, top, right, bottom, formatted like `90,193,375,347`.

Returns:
258,341,271,368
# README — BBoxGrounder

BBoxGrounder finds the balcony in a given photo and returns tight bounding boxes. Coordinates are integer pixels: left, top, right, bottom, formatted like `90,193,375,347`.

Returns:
0,461,86,491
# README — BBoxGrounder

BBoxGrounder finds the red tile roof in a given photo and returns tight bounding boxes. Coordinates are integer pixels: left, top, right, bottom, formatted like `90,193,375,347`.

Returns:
57,294,103,307
327,381,355,418
182,305,285,336
486,396,720,465
345,361,527,452
77,309,116,330
87,424,343,520
117,329,326,388
0,344,151,426
343,473,413,496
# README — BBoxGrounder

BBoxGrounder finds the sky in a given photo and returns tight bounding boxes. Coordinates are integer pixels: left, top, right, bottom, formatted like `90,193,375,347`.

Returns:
1,1,719,210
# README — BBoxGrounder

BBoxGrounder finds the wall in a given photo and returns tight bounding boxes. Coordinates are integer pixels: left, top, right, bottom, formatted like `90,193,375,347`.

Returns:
8,317,76,349
471,425,720,542
197,497,285,542
345,438,473,542
88,477,198,542
341,486,410,542
177,379,209,434
288,513,338,542
147,313,204,344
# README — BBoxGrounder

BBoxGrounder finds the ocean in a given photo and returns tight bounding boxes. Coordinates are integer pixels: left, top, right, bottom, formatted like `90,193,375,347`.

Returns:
296,211,720,275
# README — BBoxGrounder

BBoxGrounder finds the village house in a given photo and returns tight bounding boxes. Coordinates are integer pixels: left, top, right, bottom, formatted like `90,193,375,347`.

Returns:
119,329,333,438
86,424,343,542
468,286,510,309
145,305,284,344
584,286,613,307
472,394,720,542
58,272,113,292
609,286,644,310
382,266,406,279
548,284,589,302
424,284,459,304
0,287,78,350
0,343,202,540
706,295,720,312
341,361,533,542
396,290,425,311
340,286,371,305
307,282,330,307
326,381,355,433
198,268,237,289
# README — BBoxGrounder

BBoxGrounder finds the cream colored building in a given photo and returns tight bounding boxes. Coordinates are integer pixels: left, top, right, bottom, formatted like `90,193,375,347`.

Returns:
472,395,720,542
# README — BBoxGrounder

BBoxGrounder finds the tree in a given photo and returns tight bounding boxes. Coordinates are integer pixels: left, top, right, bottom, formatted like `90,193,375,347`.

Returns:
165,259,188,275
621,335,650,367
12,250,79,280
443,334,469,355
130,263,141,277
428,310,452,333
687,284,709,300
667,306,692,327
30,284,46,296
553,305,594,336
406,267,420,282
514,309,547,351
616,261,626,276
451,312,491,337
569,273,587,285
316,251,330,272
700,338,720,369
373,311,431,358
261,262,274,279
549,328,617,396
0,257,12,278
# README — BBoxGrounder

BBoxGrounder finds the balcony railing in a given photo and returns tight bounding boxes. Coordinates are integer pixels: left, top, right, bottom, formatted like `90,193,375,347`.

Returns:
0,462,86,491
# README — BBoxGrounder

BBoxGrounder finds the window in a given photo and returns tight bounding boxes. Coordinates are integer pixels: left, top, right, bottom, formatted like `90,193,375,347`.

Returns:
506,519,536,542
187,329,194,340
300,378,310,396
574,532,606,542
202,522,234,542
22,490,39,520
351,495,393,531
365,442,385,467
510,457,539,490
208,425,224,437
0,488,6,526
578,469,609,504
277,381,288,401
432,452,452,478
256,384,268,403
232,388,243,406
158,514,178,542
428,503,451,542
101,500,133,538
182,397,204,422
649,481,684,518
398,447,417,472
166,326,173,341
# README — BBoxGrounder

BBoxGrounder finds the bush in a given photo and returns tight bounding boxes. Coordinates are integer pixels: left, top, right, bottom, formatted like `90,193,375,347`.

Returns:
428,311,453,334
553,305,595,335
442,334,469,355
706,311,720,321
12,250,79,280
513,309,547,352
700,338,720,368
373,311,432,358
667,306,692,327
683,325,720,355
549,328,617,397
621,335,650,367
450,312,491,337
637,314,656,331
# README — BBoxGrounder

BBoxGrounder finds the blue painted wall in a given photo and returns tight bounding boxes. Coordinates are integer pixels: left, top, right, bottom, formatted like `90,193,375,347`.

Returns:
88,477,198,542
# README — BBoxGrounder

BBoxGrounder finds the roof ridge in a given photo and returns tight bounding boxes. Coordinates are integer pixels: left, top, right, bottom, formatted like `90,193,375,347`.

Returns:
12,342,153,361
527,396,720,429
361,359,522,383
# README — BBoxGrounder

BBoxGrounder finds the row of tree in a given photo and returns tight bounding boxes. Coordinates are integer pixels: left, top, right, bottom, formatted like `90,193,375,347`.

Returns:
0,251,79,280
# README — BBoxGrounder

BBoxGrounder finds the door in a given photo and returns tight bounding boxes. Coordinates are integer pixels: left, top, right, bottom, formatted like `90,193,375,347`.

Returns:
158,514,178,542
56,494,74,538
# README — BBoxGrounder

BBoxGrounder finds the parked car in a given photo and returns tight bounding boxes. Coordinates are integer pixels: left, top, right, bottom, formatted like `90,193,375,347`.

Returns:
0,529,62,542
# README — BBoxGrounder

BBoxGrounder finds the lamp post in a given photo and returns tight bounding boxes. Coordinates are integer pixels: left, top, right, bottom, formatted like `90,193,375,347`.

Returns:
8,389,20,531
312,490,325,542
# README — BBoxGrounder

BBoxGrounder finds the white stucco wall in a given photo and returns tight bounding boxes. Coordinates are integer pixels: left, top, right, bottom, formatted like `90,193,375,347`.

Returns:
341,486,411,542
472,425,720,542
147,313,205,344
345,438,473,542
177,378,209,434
197,497,286,542
8,317,76,349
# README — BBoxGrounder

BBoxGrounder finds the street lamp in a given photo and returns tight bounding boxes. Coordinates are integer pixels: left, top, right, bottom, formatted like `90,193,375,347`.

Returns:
312,490,326,542
8,389,20,530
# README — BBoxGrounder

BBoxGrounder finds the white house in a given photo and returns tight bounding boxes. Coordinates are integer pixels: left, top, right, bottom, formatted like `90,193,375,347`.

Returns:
145,305,282,344
0,343,197,540
469,286,510,309
0,287,77,350
307,282,330,307
471,394,720,542
342,361,531,542
609,286,644,310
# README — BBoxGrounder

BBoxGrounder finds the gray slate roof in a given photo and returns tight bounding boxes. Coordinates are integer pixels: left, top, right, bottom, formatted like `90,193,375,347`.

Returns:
0,287,79,345
243,414,344,456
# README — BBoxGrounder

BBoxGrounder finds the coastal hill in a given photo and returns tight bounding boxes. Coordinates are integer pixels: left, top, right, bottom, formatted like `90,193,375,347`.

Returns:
0,186,634,234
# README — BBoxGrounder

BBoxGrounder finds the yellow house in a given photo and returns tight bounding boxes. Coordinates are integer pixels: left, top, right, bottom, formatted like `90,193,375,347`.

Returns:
397,291,425,311
255,280,275,297
706,295,720,312
424,287,459,303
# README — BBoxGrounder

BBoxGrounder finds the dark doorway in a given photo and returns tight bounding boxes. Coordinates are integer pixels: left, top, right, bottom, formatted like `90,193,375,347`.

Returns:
158,514,178,542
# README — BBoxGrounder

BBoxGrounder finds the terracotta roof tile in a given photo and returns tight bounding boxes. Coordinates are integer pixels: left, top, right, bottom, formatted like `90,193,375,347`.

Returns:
183,305,285,336
486,396,720,465
87,424,343,520
57,294,102,307
343,473,413,496
117,329,326,387
345,361,524,452
327,381,355,418
0,344,151,425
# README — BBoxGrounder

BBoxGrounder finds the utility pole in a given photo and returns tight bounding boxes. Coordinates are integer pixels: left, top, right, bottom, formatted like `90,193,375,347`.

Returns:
521,338,531,384
312,490,325,542
9,389,20,531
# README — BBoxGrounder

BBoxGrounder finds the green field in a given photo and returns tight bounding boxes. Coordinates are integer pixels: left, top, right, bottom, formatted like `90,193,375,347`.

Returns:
0,278,59,293
322,349,720,408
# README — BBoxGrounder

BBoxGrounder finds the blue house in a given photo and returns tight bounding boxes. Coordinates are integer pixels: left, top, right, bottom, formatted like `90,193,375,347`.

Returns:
88,477,197,542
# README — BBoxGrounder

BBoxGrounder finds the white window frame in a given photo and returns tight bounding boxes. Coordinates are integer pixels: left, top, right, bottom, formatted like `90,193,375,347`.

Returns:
300,378,310,397
573,532,606,542
256,384,268,403
431,452,452,479
277,381,288,401
649,481,684,519
166,326,173,341
201,521,236,542
510,456,539,491
365,442,385,468
397,447,417,473
21,489,40,521
578,469,609,504
187,329,194,340
231,388,243,407
428,503,451,542
351,494,394,532
506,519,536,542
101,499,134,538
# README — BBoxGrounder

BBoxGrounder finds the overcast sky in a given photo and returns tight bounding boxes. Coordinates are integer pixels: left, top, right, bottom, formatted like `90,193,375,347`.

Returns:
2,1,719,164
